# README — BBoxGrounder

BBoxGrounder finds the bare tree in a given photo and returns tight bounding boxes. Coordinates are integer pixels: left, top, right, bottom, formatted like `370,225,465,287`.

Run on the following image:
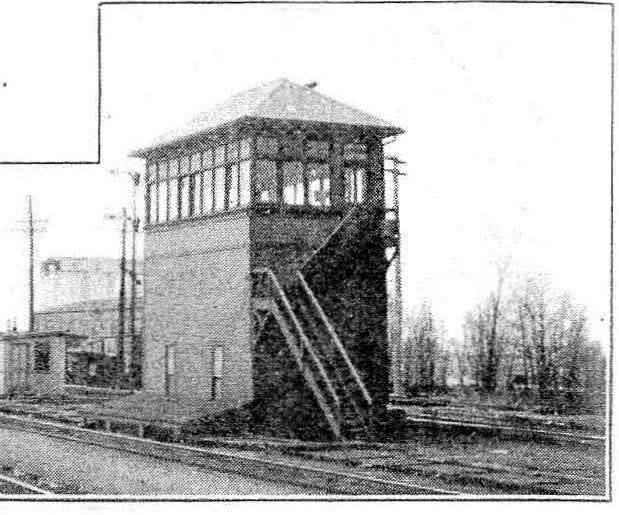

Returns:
463,262,509,393
509,274,601,411
403,302,442,393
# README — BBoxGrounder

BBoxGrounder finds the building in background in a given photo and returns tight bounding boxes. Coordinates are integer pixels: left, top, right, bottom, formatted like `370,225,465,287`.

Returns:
35,257,144,388
38,257,143,310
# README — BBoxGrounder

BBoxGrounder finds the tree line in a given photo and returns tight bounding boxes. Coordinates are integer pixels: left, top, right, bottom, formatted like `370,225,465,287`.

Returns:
398,269,606,414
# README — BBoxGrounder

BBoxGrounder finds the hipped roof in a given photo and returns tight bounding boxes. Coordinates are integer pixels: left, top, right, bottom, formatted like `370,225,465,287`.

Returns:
130,78,403,158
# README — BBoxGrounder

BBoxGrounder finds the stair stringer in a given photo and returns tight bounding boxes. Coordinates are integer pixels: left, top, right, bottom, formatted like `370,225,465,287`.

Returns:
253,298,343,440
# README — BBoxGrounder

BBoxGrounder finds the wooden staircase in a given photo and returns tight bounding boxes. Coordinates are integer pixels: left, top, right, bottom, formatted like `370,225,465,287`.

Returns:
251,267,372,440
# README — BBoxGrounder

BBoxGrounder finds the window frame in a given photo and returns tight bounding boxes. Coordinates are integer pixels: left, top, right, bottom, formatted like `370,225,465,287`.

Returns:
33,340,51,373
282,160,305,206
253,159,279,205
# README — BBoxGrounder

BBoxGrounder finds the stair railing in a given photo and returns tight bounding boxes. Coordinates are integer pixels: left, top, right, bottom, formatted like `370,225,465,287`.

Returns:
295,270,373,407
251,267,340,410
299,191,384,272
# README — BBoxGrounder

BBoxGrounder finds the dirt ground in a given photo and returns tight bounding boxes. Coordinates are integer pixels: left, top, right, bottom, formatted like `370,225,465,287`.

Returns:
279,430,607,496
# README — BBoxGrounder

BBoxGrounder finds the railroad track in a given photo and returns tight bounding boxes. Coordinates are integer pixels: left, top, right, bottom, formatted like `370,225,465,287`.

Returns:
405,415,605,443
0,413,459,497
0,473,53,496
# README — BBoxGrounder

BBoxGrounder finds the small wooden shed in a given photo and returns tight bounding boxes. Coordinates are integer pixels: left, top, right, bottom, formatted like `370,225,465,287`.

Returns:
0,331,83,396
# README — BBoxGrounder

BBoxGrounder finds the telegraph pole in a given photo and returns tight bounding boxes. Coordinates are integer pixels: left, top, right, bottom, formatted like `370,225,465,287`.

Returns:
109,168,141,388
385,156,406,397
128,173,141,388
28,196,34,331
13,195,47,332
118,207,128,378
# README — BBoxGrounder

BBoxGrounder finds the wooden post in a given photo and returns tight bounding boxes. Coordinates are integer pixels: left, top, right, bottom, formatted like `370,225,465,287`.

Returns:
117,208,127,382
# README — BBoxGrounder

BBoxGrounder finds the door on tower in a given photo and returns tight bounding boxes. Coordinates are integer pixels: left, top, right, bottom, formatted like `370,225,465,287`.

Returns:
164,345,176,396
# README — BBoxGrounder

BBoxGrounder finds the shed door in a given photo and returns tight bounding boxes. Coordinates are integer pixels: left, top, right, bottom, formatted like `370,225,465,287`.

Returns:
9,343,29,393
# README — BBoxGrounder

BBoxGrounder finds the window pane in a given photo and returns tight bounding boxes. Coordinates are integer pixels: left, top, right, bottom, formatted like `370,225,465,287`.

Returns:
180,175,191,218
169,178,179,220
193,173,201,216
281,137,303,159
160,160,169,179
146,162,157,183
239,161,251,206
345,167,366,203
190,152,202,172
158,180,167,222
240,139,251,159
308,163,330,206
203,148,214,168
356,168,366,202
214,166,226,211
180,155,190,175
228,164,239,209
169,158,180,177
158,160,167,181
283,161,304,205
215,145,226,166
148,184,157,224
34,341,50,372
345,167,355,203
344,143,368,162
256,136,278,157
306,140,330,160
228,141,240,162
255,160,278,203
203,169,213,213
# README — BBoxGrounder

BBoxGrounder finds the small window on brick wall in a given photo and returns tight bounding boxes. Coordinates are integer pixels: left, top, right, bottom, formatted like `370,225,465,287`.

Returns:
33,341,51,373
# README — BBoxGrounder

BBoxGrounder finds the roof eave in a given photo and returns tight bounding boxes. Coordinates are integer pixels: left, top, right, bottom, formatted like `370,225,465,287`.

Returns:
128,117,252,160
129,117,405,160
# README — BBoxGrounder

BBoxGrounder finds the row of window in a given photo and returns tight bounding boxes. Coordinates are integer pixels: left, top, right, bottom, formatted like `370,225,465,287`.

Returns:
146,140,252,183
147,161,252,224
251,161,368,207
146,159,368,225
145,138,369,185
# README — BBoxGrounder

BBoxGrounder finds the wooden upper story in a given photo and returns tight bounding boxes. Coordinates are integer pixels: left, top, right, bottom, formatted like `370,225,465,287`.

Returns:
131,79,403,230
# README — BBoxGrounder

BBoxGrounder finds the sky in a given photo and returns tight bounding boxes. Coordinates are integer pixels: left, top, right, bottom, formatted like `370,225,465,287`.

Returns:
0,1,612,345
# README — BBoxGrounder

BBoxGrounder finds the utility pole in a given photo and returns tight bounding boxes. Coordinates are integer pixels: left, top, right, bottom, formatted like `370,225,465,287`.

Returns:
118,207,128,379
108,168,142,388
13,195,47,332
128,172,141,388
385,156,406,397
28,196,34,331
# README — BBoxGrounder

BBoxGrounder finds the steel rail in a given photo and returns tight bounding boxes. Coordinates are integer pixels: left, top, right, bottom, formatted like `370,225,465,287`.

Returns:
0,473,53,496
405,416,605,443
0,413,460,496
